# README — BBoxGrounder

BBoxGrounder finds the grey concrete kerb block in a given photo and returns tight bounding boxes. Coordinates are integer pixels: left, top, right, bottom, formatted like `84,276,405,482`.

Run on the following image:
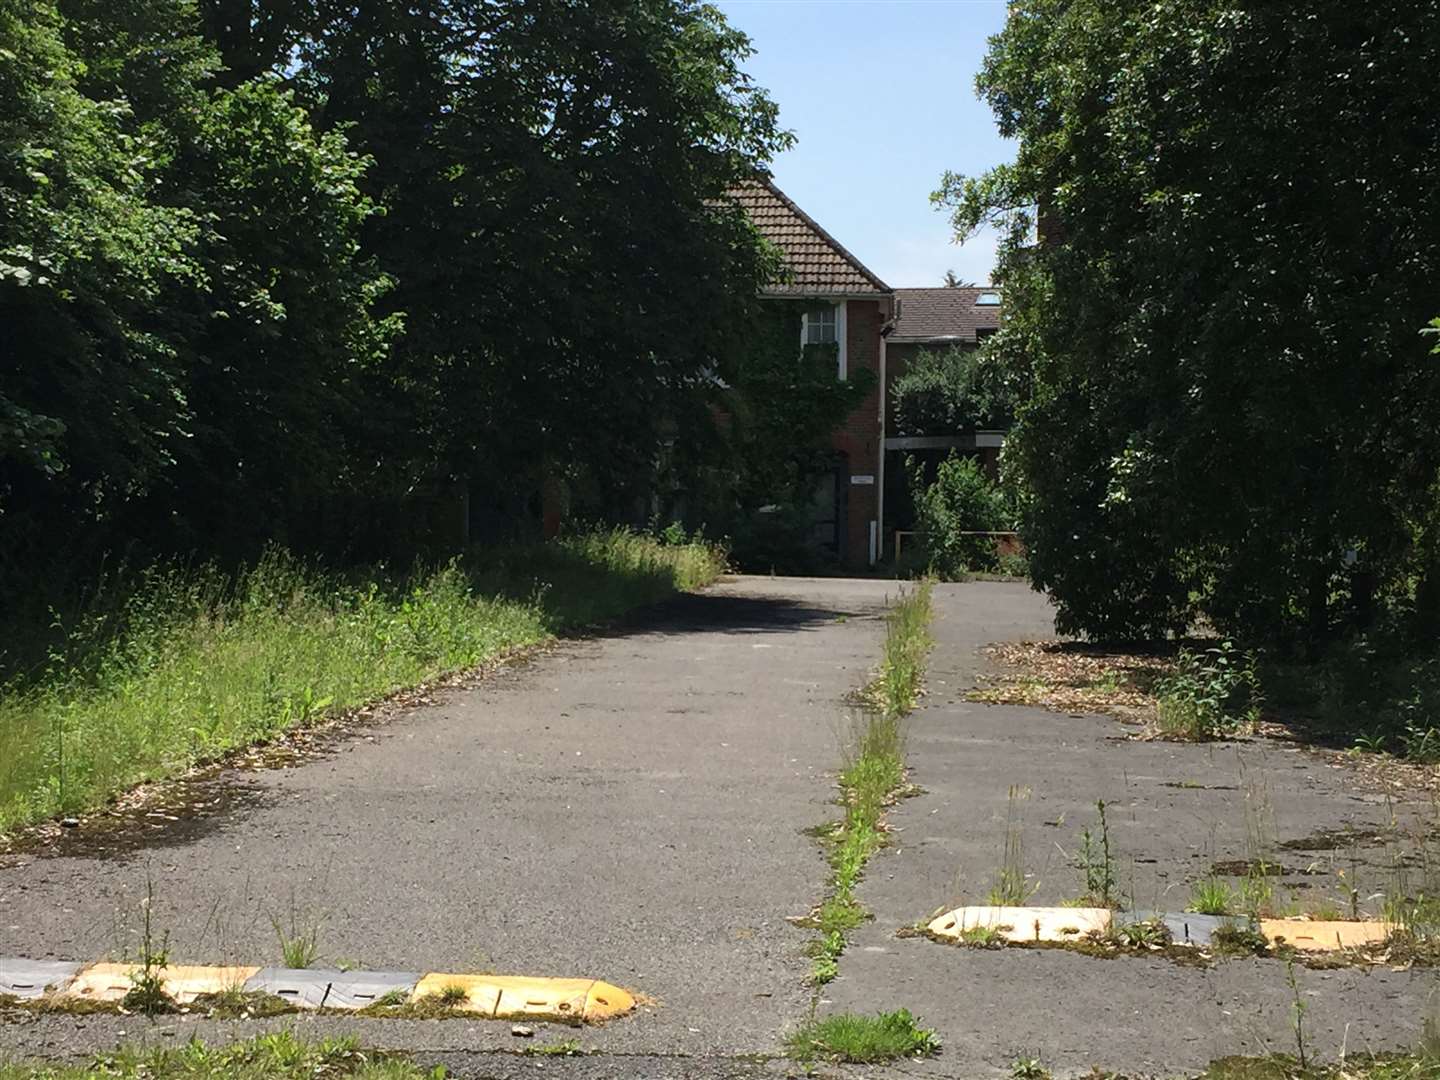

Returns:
1121,910,1251,946
244,967,421,1009
0,958,82,999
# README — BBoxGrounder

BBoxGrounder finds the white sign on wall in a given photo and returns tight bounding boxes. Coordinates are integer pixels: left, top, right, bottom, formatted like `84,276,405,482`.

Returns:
850,475,875,486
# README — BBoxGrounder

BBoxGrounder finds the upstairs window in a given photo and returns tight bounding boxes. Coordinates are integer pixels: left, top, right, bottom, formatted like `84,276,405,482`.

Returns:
975,290,1001,306
800,302,847,379
800,305,840,380
802,306,838,345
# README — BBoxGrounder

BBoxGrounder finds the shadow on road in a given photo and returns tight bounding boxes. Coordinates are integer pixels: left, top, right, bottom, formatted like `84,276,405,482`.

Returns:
604,588,881,638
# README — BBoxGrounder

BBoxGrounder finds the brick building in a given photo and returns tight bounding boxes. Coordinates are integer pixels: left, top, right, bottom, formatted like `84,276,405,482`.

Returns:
729,179,1005,569
729,178,894,568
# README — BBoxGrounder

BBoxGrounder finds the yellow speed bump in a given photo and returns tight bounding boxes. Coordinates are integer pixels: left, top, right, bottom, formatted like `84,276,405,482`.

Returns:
1260,919,1391,951
66,963,259,1004
411,973,635,1023
928,905,1112,944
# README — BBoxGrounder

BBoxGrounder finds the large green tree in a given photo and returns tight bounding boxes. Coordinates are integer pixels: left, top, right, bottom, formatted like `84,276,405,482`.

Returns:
210,0,791,520
4,0,791,584
942,1,1440,647
0,0,201,573
890,344,1018,437
1,0,394,581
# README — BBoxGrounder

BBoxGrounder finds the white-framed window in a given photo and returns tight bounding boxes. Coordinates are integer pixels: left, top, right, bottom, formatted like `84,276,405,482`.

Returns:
802,306,837,345
801,302,848,379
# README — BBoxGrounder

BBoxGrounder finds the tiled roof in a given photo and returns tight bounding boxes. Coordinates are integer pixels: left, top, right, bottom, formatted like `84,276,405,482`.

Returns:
889,287,1002,343
728,177,890,296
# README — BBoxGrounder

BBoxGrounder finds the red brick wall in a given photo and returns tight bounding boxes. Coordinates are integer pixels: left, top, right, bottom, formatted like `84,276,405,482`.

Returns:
830,299,885,568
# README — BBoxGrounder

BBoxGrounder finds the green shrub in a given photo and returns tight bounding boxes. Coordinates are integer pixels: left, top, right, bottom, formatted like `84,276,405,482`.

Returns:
1155,640,1261,739
909,452,1012,578
890,345,1018,437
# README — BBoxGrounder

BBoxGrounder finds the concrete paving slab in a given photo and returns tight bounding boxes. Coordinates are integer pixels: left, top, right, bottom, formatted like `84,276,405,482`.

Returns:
0,958,80,999
244,967,419,1008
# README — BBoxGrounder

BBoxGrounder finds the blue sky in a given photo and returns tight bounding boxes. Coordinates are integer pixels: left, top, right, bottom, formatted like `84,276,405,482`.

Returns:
714,0,1013,288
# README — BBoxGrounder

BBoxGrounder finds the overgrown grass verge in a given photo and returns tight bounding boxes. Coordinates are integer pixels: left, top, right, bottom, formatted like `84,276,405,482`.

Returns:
0,1031,442,1079
786,1009,940,1063
0,530,725,834
804,583,934,984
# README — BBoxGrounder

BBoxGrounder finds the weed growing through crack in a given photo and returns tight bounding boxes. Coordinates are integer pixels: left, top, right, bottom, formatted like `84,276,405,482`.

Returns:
1112,919,1171,949
959,924,1005,947
435,984,468,1006
805,584,934,985
1238,760,1279,917
865,582,935,717
1077,799,1117,907
1285,958,1310,1070
123,877,174,1016
1190,877,1236,915
805,931,845,984
1010,1057,1052,1080
191,987,295,1019
786,1009,940,1063
1212,922,1269,956
1372,810,1440,961
1154,641,1260,739
271,905,323,970
987,785,1035,906
815,895,868,936
1239,871,1275,918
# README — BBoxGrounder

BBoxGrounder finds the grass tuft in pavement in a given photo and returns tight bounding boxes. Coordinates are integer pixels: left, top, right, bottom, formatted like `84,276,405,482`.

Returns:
864,581,935,716
786,1008,940,1063
0,1032,444,1079
0,530,725,834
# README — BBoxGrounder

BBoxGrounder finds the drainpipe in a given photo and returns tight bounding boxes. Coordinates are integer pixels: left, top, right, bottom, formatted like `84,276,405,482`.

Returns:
876,303,896,567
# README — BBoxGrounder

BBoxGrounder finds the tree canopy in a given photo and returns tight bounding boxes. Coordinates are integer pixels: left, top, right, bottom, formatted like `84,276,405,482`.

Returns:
890,345,1018,437
1,0,792,586
941,0,1440,648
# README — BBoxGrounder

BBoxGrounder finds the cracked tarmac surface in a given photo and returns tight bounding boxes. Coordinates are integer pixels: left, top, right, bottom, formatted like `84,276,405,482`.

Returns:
3,577,1438,1077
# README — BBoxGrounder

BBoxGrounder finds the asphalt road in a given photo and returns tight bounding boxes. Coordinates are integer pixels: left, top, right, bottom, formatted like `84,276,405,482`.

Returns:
3,576,1437,1078
821,583,1440,1077
0,576,901,1062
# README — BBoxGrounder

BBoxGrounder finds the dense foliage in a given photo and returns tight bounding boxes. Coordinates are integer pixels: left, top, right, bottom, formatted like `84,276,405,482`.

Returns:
890,345,1018,437
941,1,1440,649
668,300,873,570
908,453,1012,576
1,0,791,593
